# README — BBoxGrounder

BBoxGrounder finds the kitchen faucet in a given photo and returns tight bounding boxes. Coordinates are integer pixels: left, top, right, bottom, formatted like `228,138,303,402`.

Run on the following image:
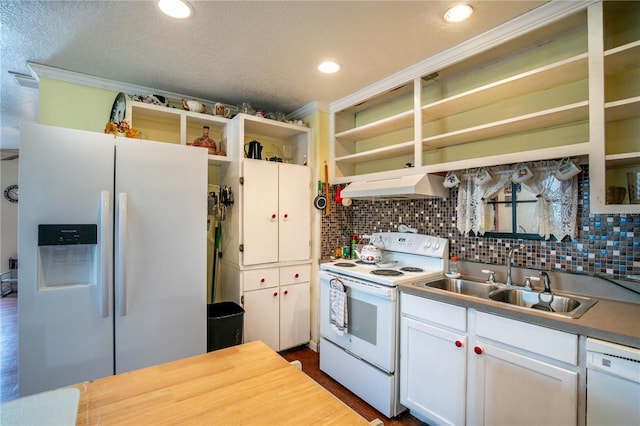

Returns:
540,271,553,293
506,243,525,286
531,271,555,312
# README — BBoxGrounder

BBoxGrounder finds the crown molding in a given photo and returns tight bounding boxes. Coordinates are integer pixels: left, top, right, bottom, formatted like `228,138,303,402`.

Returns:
9,71,39,89
330,0,598,112
27,62,216,105
288,101,329,119
27,62,327,115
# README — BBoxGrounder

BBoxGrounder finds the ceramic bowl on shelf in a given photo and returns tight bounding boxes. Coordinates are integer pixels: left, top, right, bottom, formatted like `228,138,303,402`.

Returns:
182,99,206,113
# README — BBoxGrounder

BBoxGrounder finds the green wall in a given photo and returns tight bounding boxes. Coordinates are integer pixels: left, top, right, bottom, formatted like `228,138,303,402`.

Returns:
38,78,116,132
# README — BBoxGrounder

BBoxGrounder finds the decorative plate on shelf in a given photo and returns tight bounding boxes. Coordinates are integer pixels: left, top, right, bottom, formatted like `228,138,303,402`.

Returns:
4,184,18,203
109,92,128,124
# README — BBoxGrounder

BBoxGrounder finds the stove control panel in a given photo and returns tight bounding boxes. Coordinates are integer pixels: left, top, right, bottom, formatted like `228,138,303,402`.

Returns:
373,232,448,259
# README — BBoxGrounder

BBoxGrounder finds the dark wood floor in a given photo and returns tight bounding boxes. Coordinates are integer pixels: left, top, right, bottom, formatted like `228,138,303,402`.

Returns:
0,293,422,425
280,346,424,426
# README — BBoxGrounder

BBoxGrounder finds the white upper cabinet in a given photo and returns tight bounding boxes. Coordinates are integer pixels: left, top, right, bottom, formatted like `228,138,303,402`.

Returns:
219,113,311,268
277,164,311,263
242,160,310,265
242,160,280,265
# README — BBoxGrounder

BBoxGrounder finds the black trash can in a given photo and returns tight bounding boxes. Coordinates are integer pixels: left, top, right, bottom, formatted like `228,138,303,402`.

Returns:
207,302,244,352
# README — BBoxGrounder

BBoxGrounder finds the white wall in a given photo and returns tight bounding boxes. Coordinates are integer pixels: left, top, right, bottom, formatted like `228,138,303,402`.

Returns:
1,158,19,270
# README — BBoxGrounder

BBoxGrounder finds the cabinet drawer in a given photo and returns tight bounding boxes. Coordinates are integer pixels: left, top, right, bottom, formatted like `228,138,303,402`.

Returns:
475,311,577,365
280,264,311,285
243,268,279,292
401,293,466,332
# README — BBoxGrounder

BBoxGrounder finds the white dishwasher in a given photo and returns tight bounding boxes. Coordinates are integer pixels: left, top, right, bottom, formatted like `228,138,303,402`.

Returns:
586,338,640,426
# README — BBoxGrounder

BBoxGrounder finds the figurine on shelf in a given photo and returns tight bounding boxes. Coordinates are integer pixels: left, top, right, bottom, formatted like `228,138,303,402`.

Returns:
104,120,139,139
191,126,217,155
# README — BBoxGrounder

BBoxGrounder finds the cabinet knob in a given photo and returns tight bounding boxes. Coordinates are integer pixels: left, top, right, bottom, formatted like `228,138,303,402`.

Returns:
455,340,463,348
271,214,277,220
260,278,265,283
273,291,278,297
284,290,288,295
294,273,299,278
474,346,483,355
283,213,289,219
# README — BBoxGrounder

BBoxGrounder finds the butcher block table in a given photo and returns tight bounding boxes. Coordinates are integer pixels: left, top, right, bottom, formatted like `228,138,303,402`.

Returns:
73,340,370,425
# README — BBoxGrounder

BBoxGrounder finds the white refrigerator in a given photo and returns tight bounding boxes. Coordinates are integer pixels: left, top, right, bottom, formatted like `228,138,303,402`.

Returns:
18,123,208,396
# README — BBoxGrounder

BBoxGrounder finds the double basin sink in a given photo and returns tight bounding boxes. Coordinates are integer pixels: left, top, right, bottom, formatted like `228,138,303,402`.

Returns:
413,277,597,319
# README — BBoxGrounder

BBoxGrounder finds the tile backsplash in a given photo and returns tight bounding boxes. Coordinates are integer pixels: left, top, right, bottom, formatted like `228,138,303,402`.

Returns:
321,166,640,282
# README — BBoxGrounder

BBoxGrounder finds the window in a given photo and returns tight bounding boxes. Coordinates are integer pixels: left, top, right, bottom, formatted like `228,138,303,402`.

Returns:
455,160,580,241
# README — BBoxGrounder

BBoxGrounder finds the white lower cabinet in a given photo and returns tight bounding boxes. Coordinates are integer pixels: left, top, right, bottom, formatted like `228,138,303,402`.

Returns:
242,264,310,352
400,293,579,426
244,287,280,350
467,339,578,425
467,311,578,426
279,281,311,350
400,294,467,426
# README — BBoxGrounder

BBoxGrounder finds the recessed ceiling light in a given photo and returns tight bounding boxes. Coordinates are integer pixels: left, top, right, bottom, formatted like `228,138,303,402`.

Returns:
443,4,474,23
318,61,340,74
157,0,193,19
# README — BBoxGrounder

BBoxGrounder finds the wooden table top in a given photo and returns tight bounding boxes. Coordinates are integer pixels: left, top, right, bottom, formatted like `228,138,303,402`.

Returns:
73,340,370,425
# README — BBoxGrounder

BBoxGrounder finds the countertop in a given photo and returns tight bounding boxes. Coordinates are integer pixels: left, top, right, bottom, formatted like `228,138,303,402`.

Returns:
399,277,640,349
72,340,370,425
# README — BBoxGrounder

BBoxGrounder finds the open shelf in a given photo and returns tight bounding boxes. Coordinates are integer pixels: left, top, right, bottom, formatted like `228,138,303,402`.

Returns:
130,101,229,146
242,114,310,140
131,102,226,129
334,110,414,142
421,54,588,121
605,96,640,122
335,141,415,164
605,152,640,168
421,102,589,148
604,40,640,75
207,154,231,167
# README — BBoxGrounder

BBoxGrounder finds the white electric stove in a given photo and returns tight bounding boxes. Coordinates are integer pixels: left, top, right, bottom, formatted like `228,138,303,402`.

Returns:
319,232,449,418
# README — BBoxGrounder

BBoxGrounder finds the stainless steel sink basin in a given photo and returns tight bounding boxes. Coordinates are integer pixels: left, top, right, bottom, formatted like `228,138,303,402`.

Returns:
413,278,499,298
411,276,598,319
488,288,597,318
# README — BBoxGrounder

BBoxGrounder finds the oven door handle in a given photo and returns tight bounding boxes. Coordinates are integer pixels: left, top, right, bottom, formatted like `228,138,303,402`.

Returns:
320,271,395,299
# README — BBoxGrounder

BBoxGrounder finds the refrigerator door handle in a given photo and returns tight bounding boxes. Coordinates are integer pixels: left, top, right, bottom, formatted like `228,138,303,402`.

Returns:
117,192,128,316
99,191,111,318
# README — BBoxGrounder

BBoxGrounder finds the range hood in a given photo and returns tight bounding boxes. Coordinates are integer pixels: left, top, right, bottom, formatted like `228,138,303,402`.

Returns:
340,173,448,200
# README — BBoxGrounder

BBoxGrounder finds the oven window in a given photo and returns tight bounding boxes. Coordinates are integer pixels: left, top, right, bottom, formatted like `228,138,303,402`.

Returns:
348,296,377,345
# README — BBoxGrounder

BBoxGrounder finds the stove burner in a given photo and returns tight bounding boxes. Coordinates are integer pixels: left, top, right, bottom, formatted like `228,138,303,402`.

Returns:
334,262,356,267
371,269,404,277
400,267,424,273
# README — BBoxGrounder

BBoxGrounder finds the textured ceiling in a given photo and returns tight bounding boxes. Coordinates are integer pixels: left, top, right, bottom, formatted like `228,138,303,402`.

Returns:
0,0,546,150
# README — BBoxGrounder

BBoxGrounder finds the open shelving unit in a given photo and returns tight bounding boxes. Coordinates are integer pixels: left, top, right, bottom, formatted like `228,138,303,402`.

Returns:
128,101,232,167
589,1,640,213
329,4,591,184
